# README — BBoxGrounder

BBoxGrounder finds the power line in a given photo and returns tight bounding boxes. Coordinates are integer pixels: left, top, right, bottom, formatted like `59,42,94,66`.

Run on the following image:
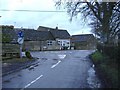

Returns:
0,9,67,12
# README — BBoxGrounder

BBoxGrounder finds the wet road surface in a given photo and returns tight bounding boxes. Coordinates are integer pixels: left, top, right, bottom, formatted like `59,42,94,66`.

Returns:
2,50,102,88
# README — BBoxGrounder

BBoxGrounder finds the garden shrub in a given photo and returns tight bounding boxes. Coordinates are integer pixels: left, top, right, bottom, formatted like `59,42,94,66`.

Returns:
91,51,103,64
25,51,33,59
97,43,119,63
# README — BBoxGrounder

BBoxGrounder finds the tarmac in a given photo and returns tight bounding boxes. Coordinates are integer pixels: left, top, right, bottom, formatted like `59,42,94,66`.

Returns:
2,57,39,76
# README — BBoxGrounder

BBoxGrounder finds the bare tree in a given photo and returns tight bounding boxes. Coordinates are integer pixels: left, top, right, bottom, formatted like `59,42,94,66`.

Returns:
55,0,120,44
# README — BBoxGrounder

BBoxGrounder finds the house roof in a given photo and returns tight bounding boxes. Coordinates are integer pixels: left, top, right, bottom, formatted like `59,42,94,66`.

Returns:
71,34,94,42
50,30,70,39
2,25,70,43
2,28,55,43
23,29,54,41
37,26,70,39
37,26,54,31
14,28,55,41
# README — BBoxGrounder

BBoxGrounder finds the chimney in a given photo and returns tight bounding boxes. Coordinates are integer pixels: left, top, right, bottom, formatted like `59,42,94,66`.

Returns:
56,26,58,30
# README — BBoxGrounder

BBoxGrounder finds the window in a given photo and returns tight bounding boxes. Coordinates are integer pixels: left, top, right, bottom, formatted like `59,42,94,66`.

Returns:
63,44,65,46
47,41,52,45
57,40,62,45
67,42,69,44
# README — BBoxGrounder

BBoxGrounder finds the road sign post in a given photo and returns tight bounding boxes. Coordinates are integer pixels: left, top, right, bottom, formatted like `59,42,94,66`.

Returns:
17,31,24,58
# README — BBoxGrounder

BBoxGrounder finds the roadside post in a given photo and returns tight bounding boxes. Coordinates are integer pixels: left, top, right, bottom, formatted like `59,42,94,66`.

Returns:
17,30,24,58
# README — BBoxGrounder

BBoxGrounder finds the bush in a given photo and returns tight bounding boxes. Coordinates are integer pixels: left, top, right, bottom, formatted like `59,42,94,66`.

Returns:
97,43,119,63
25,51,33,59
91,51,119,88
91,51,103,64
100,64,118,88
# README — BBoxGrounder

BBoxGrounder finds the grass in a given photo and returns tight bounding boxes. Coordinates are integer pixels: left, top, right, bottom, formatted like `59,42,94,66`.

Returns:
90,51,119,88
91,51,103,64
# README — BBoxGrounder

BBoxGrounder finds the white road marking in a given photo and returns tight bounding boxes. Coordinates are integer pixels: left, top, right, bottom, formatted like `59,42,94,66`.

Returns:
58,54,66,59
24,75,43,88
51,61,61,68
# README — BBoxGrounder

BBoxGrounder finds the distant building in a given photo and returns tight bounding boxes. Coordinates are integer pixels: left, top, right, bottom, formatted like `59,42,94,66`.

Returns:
37,26,71,50
2,25,71,51
71,34,96,50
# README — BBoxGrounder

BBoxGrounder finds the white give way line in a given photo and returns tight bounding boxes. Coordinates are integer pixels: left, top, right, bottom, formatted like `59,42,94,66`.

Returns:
51,60,61,68
24,75,43,88
51,54,66,68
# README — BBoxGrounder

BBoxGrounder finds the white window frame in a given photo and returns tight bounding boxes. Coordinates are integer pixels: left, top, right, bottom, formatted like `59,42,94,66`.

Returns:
47,41,52,46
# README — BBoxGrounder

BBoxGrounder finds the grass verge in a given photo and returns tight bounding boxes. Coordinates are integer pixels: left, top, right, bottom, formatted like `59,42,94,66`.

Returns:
90,51,118,88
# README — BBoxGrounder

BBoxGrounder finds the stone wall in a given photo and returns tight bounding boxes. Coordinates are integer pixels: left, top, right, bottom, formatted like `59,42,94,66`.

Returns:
2,43,20,57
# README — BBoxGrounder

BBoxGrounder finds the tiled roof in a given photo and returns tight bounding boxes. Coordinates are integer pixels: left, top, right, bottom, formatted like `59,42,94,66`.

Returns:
2,28,55,43
2,26,70,43
37,26,70,39
37,26,53,31
50,30,70,39
23,30,54,41
71,34,94,42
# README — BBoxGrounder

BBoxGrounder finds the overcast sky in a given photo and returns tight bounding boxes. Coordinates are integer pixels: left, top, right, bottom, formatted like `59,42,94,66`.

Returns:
0,0,92,35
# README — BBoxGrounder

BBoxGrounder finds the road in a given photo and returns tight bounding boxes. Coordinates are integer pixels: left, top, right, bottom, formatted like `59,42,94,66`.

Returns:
2,50,102,89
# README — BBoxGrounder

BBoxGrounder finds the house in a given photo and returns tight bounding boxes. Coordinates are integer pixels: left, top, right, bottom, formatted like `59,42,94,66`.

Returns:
23,29,56,51
71,34,96,50
37,26,71,50
2,25,71,51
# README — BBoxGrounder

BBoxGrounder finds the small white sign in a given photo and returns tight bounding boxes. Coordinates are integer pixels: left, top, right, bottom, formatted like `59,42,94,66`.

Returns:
17,37,24,44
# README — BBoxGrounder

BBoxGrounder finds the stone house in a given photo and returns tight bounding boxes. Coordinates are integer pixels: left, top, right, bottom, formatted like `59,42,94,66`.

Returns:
2,25,71,51
22,29,57,51
37,26,71,50
71,34,96,50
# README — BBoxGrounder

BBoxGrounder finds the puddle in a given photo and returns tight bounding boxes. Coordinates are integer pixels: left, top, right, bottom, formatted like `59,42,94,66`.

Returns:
53,59,58,61
18,74,22,77
87,66,102,88
3,80,10,83
52,59,58,65
41,58,47,60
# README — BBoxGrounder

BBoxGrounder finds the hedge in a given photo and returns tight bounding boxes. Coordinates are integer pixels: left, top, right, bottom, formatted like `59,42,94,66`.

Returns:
97,43,119,63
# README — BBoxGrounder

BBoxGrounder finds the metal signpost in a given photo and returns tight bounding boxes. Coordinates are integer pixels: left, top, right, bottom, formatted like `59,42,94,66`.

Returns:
17,31,24,58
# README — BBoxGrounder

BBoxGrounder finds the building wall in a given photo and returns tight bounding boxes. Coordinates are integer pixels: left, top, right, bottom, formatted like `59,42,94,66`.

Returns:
56,39,70,49
23,40,61,51
2,43,20,57
46,40,60,50
73,38,96,50
23,41,41,51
